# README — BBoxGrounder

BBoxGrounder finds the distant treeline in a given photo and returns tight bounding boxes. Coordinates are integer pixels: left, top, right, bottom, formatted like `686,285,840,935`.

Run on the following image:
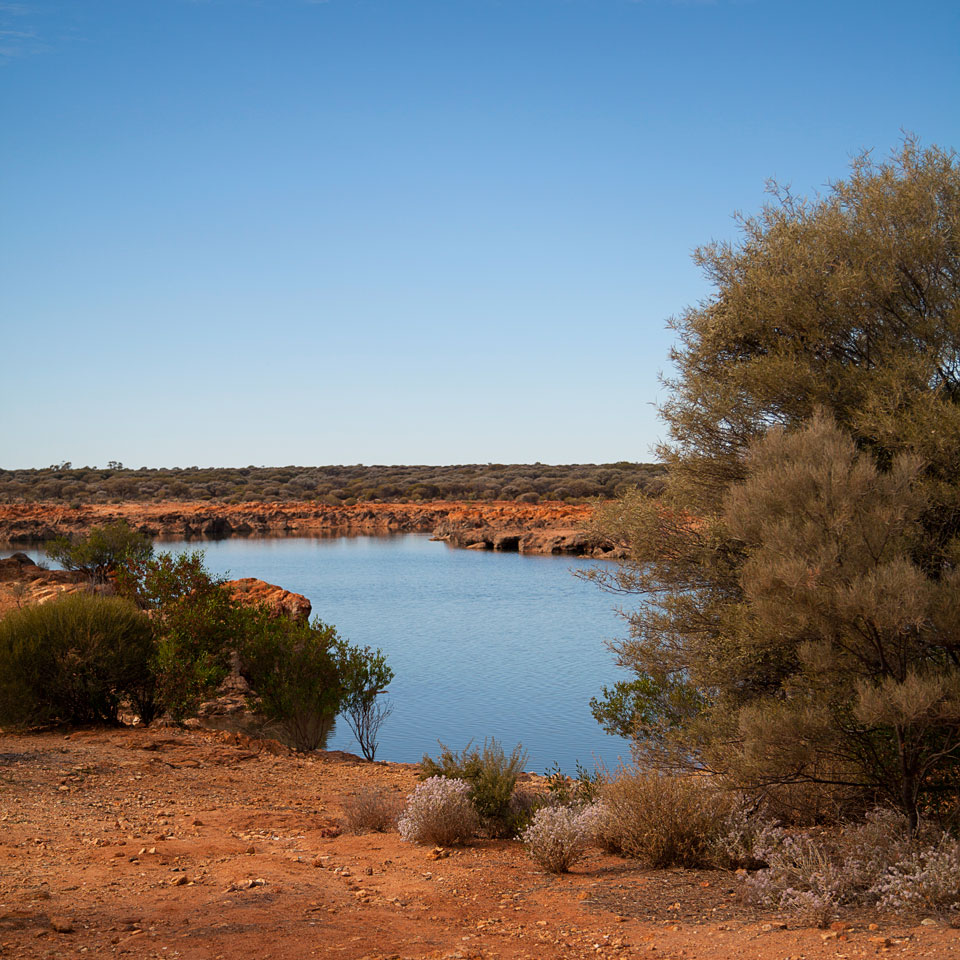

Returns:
0,462,665,505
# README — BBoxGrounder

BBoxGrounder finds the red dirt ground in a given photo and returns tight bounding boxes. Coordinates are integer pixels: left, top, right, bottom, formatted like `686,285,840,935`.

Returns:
1,727,956,960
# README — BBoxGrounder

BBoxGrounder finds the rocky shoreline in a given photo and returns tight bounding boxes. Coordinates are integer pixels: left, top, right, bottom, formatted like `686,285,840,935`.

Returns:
0,499,621,558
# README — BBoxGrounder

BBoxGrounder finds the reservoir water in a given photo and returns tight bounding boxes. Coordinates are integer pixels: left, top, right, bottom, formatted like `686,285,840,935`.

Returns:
3,535,633,774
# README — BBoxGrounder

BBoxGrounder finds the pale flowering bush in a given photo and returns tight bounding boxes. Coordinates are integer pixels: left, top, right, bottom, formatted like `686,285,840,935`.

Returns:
716,801,785,870
870,837,960,915
397,777,477,846
743,807,960,924
522,802,606,873
744,832,848,926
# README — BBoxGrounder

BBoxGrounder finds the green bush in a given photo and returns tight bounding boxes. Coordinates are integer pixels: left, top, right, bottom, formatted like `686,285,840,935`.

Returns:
239,612,350,751
45,520,153,583
0,593,154,727
116,551,240,723
421,738,528,838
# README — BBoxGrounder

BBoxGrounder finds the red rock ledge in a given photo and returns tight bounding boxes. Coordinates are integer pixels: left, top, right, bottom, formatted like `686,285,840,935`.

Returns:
0,500,621,558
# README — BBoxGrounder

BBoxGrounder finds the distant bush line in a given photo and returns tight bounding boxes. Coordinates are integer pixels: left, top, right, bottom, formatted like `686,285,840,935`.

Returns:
0,462,665,506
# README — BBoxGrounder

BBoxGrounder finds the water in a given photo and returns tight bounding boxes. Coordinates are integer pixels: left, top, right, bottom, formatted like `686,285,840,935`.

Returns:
3,535,632,774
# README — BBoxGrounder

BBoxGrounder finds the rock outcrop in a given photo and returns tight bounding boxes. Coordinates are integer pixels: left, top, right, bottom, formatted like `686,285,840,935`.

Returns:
223,578,312,623
0,552,89,617
0,500,620,557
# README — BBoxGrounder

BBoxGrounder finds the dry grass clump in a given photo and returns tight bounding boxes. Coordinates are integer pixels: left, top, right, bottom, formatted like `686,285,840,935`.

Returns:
598,768,734,868
341,786,401,834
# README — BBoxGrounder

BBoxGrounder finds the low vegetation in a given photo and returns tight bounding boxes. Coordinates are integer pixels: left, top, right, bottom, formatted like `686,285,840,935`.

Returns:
521,802,605,874
0,461,664,505
398,776,478,846
596,769,735,868
421,738,528,838
45,520,153,584
238,611,369,753
0,592,155,727
341,786,402,835
1,525,395,753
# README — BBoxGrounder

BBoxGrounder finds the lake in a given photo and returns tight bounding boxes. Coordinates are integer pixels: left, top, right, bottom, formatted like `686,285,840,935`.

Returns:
3,535,633,774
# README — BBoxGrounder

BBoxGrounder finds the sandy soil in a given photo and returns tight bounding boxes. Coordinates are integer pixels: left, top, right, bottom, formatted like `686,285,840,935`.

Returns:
1,727,956,960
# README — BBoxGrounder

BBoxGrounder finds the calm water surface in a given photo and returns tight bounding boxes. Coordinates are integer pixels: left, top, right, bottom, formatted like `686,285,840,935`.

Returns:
5,535,632,773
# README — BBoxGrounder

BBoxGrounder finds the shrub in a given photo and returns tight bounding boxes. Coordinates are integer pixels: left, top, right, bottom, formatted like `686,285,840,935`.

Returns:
239,613,347,751
398,777,478,846
117,551,240,723
421,738,527,838
745,807,960,923
872,837,960,916
341,787,401,834
0,593,154,727
522,803,606,874
598,768,734,867
544,761,606,808
45,520,153,584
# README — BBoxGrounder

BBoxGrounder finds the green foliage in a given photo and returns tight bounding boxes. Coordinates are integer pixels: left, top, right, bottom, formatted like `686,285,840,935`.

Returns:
45,520,153,583
116,551,239,723
1,462,664,505
340,645,394,760
544,761,606,807
0,593,154,727
421,738,528,838
239,612,377,752
590,140,960,832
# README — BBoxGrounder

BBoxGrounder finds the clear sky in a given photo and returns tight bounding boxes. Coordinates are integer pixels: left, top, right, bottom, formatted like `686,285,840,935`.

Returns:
2,0,958,469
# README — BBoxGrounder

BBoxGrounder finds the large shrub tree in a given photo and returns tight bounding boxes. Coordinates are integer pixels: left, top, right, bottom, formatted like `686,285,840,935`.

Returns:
591,141,960,828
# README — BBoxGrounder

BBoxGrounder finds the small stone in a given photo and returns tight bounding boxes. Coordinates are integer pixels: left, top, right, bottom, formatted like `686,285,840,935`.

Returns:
192,818,204,826
171,875,187,886
365,866,374,876
868,923,880,931
50,917,74,934
920,917,938,926
245,845,256,855
870,936,892,948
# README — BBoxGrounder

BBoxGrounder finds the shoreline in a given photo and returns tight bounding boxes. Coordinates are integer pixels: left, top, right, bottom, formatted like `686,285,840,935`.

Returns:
0,499,622,558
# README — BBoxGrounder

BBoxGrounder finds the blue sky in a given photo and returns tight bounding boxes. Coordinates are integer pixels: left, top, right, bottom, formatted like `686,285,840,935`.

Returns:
2,0,958,469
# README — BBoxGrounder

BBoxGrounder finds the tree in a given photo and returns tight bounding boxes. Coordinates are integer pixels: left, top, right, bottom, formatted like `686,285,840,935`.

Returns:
590,140,960,827
722,414,960,831
45,520,153,584
340,645,394,760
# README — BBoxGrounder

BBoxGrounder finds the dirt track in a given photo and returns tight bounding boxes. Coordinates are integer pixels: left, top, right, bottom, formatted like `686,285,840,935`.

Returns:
1,727,956,959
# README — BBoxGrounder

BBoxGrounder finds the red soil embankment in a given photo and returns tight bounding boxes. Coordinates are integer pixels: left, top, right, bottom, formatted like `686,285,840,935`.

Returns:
0,500,620,558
